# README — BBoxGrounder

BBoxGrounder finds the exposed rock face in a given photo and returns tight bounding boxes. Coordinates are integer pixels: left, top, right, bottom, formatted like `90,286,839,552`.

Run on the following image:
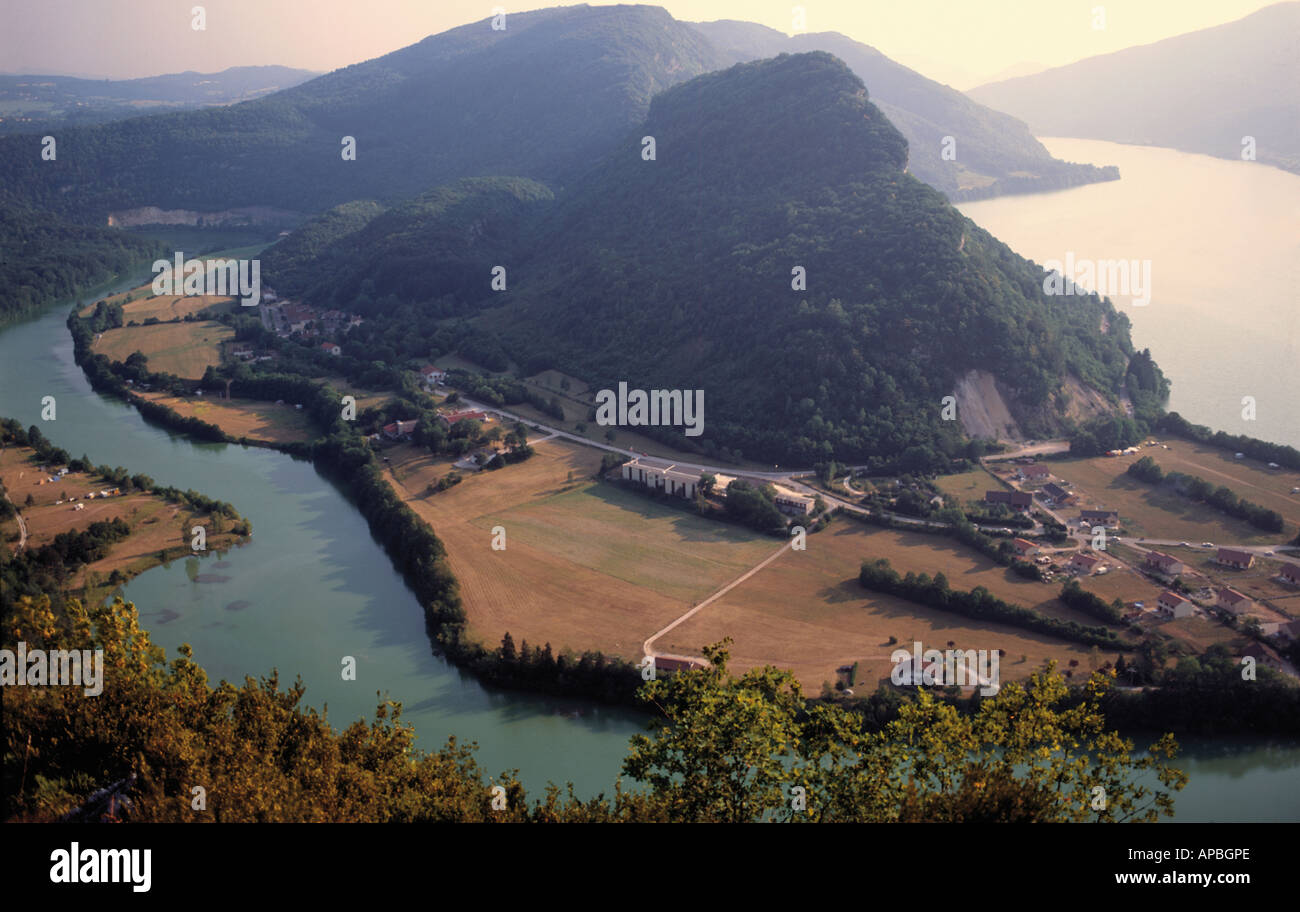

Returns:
106,205,298,228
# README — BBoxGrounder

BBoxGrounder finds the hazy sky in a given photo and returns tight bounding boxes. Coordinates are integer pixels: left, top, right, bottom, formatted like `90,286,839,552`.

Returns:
0,0,1283,87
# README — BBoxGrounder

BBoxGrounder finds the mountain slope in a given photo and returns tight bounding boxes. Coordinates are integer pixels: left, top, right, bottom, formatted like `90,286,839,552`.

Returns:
688,20,1118,199
465,54,1143,464
969,2,1300,174
0,5,726,220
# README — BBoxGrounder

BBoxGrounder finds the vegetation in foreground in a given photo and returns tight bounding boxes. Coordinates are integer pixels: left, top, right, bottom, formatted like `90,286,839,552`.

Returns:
3,593,1186,823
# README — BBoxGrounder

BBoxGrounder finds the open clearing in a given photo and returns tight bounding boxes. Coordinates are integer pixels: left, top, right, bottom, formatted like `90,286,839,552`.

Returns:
92,321,232,379
136,391,318,443
658,519,1119,692
933,466,999,503
383,438,776,660
1048,446,1298,545
120,293,236,323
0,445,242,597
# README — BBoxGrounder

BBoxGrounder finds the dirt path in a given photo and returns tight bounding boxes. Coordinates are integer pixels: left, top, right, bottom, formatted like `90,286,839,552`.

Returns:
642,538,795,662
2,489,26,551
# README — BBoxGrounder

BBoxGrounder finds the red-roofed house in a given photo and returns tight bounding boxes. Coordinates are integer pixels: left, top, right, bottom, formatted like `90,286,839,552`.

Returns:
1012,538,1039,557
1143,550,1185,577
1157,590,1194,618
319,342,341,356
1216,548,1255,570
1242,641,1283,670
439,409,488,428
1215,587,1255,615
1079,509,1120,528
382,419,418,440
1070,552,1102,575
1021,464,1051,481
419,365,447,389
1277,562,1300,586
985,490,1033,512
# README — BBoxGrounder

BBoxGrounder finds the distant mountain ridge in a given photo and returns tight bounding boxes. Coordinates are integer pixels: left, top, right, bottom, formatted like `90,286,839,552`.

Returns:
0,66,318,134
687,19,1117,200
0,3,1116,222
969,2,1300,174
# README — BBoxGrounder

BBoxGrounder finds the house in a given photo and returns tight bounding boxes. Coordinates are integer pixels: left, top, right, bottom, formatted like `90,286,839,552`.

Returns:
1040,483,1076,506
769,484,815,516
282,302,316,333
622,456,700,500
1011,538,1040,558
419,365,447,389
654,656,702,675
1241,641,1283,670
438,409,488,428
1156,590,1194,618
1277,562,1300,586
985,490,1034,512
1020,464,1051,481
319,342,341,356
1143,550,1185,577
1069,552,1103,575
1216,548,1255,570
381,419,418,440
231,344,255,360
1079,509,1120,528
1275,620,1300,641
1215,587,1255,615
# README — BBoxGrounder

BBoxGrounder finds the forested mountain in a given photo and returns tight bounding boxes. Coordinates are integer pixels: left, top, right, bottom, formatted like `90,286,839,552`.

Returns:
969,2,1300,175
262,179,554,316
0,5,724,220
0,203,165,324
266,53,1147,466
687,20,1118,200
0,66,317,134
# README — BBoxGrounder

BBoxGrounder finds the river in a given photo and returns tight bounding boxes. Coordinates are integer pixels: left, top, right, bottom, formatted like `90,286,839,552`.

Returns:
960,138,1300,450
1,193,1297,818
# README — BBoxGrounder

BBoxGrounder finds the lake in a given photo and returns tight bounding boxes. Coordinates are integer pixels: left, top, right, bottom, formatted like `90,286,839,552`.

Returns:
960,138,1300,450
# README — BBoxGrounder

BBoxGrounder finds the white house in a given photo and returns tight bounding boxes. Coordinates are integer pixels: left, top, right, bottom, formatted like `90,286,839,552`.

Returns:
622,457,700,499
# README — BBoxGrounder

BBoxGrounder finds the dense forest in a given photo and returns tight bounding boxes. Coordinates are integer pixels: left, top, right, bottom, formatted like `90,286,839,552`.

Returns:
0,203,164,324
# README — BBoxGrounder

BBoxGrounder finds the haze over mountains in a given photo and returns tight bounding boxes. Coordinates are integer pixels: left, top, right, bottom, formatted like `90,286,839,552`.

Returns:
0,3,1113,223
0,66,317,134
970,2,1300,174
688,20,1115,199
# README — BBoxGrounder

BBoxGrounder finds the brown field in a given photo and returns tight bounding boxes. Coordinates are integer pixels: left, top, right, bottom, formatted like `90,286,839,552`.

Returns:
658,519,1120,692
92,321,233,379
136,391,318,444
0,445,242,597
312,376,393,413
1048,447,1298,545
933,466,999,504
383,438,776,661
120,293,236,323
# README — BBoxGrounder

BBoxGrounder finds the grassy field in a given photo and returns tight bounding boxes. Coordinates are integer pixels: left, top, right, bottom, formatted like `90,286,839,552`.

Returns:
136,391,319,444
1048,445,1299,545
383,438,777,661
120,293,236,323
93,321,232,379
0,445,243,599
658,519,1119,692
933,466,999,504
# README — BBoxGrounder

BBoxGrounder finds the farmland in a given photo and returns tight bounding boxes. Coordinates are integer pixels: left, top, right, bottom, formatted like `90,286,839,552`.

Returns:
656,519,1119,692
0,443,245,601
136,390,319,444
92,320,233,379
382,437,776,660
1045,441,1300,544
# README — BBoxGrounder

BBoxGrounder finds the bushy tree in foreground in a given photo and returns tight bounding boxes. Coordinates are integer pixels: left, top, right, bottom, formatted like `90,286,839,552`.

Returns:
3,599,1184,822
